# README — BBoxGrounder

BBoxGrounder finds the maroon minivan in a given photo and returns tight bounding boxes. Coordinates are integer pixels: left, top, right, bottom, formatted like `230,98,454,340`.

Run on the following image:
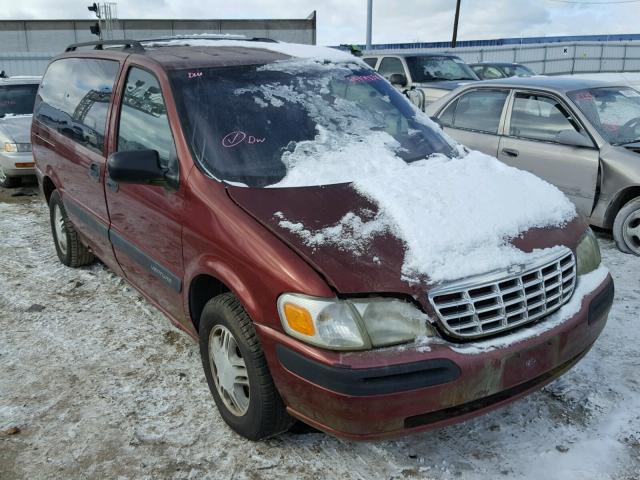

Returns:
32,37,614,441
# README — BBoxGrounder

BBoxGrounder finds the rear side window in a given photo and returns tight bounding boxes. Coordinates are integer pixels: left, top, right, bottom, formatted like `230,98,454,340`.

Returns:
377,57,405,79
510,93,581,141
117,67,178,178
35,58,119,154
443,90,508,134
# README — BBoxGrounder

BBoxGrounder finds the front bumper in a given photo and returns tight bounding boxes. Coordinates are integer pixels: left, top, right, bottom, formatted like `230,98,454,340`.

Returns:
0,151,35,176
258,273,614,440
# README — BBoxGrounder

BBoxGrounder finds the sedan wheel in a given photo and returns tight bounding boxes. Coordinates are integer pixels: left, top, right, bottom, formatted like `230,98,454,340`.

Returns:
0,165,21,188
209,324,250,416
621,209,640,255
613,197,640,255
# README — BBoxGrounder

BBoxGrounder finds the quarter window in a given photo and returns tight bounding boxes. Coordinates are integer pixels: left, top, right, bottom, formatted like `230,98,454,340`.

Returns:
35,58,119,154
510,93,581,142
441,90,508,134
117,68,178,179
362,57,378,68
377,57,405,79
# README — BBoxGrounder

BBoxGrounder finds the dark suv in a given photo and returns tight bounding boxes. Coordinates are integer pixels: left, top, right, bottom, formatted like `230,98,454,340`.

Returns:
32,37,614,441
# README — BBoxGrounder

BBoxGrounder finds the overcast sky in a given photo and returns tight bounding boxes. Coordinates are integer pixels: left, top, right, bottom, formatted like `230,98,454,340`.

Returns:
2,0,639,45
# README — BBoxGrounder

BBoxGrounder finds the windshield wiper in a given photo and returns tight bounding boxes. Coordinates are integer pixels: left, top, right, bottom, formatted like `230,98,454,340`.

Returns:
614,138,640,146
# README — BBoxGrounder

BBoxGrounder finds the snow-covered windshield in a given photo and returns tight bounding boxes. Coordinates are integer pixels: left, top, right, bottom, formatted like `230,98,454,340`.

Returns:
169,61,456,187
568,86,640,145
405,56,478,83
0,84,38,117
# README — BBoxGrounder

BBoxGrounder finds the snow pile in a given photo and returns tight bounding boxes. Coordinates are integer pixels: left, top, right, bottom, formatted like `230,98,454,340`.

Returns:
354,152,576,282
277,150,576,282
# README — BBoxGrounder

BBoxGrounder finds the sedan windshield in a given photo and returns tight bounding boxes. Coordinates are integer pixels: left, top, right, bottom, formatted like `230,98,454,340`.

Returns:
405,56,478,82
0,84,39,117
169,62,455,187
568,86,640,145
503,65,535,77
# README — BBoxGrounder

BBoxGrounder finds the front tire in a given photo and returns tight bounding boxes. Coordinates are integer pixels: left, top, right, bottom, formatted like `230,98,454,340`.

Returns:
0,166,21,188
613,197,640,256
49,190,95,267
199,293,294,440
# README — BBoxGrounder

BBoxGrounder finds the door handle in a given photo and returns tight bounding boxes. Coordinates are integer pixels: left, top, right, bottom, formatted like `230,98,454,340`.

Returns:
89,163,101,182
106,176,119,192
501,148,519,157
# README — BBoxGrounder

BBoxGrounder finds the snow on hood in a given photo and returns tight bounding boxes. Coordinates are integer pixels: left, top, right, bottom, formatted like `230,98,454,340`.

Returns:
0,114,32,144
274,150,577,283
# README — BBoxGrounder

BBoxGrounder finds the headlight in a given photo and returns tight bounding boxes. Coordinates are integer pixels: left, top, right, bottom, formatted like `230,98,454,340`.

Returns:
576,228,601,275
277,294,436,350
3,142,31,153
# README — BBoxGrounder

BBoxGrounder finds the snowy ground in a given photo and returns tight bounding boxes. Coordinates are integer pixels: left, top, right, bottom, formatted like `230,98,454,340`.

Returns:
0,186,639,480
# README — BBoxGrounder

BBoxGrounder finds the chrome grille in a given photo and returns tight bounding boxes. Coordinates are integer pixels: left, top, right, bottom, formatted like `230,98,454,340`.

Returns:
428,249,576,340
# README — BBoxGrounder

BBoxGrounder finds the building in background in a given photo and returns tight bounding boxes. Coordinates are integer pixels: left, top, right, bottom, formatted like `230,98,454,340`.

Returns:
0,12,317,76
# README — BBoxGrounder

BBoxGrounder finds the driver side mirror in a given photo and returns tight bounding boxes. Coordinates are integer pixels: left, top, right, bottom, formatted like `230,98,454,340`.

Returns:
555,130,594,148
388,73,408,88
107,150,168,186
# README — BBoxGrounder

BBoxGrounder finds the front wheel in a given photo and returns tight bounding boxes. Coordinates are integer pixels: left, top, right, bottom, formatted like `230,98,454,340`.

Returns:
199,293,294,440
613,197,640,256
0,166,21,188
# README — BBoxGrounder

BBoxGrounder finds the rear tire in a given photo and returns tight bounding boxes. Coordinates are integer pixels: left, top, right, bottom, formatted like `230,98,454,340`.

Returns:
0,166,21,188
613,197,640,256
199,293,294,440
49,190,95,267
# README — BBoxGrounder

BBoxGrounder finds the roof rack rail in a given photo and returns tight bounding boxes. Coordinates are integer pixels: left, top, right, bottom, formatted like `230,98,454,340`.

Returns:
65,39,145,53
141,35,278,44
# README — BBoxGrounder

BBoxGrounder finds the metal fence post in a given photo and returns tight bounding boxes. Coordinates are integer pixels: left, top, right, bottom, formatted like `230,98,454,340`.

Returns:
571,43,576,74
599,43,604,73
622,43,628,72
542,45,547,74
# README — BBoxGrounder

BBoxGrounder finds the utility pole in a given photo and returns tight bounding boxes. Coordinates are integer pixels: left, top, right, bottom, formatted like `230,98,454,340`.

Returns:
366,0,373,50
451,0,461,48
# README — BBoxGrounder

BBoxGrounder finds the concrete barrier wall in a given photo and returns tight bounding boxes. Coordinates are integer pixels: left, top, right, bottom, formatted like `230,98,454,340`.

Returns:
0,15,316,76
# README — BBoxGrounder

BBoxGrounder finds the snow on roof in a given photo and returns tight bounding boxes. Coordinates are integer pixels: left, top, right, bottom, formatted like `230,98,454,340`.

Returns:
145,38,355,64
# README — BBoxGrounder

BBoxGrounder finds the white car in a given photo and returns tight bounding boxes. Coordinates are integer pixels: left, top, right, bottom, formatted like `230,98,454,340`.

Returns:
0,76,41,187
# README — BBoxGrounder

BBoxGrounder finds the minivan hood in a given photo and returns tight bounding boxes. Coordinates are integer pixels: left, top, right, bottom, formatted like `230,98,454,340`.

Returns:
227,183,586,305
0,114,32,143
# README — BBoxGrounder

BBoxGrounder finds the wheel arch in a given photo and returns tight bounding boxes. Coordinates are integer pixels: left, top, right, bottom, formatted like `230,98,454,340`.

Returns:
604,185,640,229
187,272,232,332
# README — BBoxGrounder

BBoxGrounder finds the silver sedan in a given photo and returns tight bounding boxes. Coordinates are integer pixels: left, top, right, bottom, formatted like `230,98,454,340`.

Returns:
426,76,640,255
0,76,40,188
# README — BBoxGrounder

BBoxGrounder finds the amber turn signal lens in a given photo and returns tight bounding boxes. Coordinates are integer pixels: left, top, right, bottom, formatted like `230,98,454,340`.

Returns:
15,162,35,168
283,303,315,336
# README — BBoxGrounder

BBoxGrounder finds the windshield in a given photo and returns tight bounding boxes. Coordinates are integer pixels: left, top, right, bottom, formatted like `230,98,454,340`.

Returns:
568,86,640,145
169,62,455,187
405,56,478,82
502,65,535,77
0,84,38,117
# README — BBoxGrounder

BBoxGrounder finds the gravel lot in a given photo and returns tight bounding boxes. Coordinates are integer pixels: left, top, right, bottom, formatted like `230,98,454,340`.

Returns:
1,186,639,480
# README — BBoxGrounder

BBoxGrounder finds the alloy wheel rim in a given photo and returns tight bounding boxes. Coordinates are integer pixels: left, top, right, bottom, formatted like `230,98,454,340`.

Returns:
0,166,6,183
622,209,640,255
53,204,68,255
208,325,250,416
